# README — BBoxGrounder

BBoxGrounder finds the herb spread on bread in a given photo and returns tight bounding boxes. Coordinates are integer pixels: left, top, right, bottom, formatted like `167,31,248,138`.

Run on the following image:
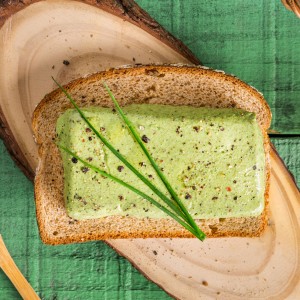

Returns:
56,105,265,220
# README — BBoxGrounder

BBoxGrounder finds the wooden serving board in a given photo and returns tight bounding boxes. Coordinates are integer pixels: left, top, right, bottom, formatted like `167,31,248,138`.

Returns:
0,1,299,299
0,0,197,180
108,147,300,299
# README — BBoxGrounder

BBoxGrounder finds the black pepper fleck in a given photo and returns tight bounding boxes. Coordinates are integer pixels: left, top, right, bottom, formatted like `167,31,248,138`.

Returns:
71,157,78,163
153,250,158,255
139,162,146,167
202,280,208,286
88,136,93,141
233,196,238,200
81,167,89,173
86,128,91,133
212,196,218,200
142,135,150,143
253,165,257,170
193,126,200,132
117,166,124,172
63,60,70,66
118,195,124,201
185,193,192,199
74,193,82,200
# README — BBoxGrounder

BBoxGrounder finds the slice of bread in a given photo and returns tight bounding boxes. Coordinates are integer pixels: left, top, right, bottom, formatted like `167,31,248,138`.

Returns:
32,65,271,245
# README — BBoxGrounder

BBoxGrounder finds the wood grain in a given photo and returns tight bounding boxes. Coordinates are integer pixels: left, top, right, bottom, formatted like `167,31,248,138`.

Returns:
0,0,199,181
0,0,199,64
0,0,299,299
107,145,300,299
136,0,300,135
0,138,299,299
281,0,300,17
271,138,300,184
0,235,40,300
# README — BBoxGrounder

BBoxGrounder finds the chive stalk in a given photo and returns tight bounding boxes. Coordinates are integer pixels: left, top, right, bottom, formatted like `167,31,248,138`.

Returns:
104,83,205,240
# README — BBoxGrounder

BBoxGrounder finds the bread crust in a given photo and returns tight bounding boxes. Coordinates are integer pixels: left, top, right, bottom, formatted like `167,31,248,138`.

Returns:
32,65,271,245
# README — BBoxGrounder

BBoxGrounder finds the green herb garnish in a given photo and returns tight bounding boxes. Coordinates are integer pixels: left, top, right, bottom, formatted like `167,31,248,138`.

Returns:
103,83,205,240
53,78,206,241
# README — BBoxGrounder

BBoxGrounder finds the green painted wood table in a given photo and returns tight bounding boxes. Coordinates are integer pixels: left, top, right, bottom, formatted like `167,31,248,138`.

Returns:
0,0,299,299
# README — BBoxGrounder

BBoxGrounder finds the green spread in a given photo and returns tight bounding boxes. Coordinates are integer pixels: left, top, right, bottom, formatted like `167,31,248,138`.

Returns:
56,104,265,220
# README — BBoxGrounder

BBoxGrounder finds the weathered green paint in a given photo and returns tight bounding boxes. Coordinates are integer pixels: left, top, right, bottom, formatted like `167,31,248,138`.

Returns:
0,0,299,299
136,0,300,134
271,137,300,185
0,147,171,300
0,137,299,299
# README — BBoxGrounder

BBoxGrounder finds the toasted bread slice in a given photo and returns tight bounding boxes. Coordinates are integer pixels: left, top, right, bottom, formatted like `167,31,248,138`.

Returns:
32,65,271,245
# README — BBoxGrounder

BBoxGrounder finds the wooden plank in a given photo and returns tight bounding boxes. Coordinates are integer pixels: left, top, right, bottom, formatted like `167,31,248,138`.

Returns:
0,141,171,300
0,0,299,299
0,0,199,181
0,136,299,298
271,137,300,184
136,0,300,134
